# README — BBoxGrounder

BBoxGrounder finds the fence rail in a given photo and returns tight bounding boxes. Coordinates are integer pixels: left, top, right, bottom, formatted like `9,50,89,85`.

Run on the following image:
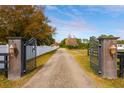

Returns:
37,46,59,56
0,44,59,77
0,45,59,61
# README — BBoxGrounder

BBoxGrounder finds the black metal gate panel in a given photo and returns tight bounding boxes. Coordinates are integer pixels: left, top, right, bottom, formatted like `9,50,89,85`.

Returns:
117,52,124,77
89,36,101,74
24,38,37,72
0,53,8,77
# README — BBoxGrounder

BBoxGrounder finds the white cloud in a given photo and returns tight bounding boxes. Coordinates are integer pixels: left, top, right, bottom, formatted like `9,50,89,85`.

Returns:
46,5,83,19
46,5,58,10
46,5,124,17
82,5,124,17
46,5,124,40
102,5,124,12
48,15,99,38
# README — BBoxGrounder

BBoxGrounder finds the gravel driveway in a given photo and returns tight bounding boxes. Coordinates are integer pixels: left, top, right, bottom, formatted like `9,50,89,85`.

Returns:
23,48,97,88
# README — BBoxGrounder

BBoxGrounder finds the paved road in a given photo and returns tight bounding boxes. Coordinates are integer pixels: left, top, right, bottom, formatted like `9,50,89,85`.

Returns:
23,48,97,88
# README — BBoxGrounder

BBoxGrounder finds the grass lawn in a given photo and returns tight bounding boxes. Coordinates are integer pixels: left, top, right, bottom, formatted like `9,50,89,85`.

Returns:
0,50,56,88
67,49,124,88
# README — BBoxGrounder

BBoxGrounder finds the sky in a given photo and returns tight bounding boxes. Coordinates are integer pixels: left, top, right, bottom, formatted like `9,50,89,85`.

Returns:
44,5,124,42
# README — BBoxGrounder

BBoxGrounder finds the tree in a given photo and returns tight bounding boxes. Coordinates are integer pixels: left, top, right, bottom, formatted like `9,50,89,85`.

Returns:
89,36,99,48
60,38,67,47
98,34,114,38
117,40,124,44
0,5,55,45
82,39,89,43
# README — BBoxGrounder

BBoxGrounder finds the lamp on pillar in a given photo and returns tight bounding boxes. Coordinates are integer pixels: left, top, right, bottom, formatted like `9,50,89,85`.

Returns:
9,44,15,57
109,44,117,58
9,42,18,57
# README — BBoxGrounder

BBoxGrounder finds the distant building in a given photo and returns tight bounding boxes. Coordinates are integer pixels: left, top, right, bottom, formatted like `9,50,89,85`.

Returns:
65,35,78,46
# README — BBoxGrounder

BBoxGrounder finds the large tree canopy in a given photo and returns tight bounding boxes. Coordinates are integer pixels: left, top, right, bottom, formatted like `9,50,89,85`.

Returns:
0,5,55,45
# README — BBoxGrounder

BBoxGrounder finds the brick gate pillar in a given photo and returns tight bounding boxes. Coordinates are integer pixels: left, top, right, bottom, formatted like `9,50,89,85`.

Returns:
98,37,119,79
8,37,24,80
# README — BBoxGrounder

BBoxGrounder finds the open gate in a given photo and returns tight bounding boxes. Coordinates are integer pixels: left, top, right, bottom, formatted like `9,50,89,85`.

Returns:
23,38,37,73
89,36,101,75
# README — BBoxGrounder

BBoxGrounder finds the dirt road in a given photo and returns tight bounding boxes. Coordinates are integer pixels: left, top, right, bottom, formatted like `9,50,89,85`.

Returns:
23,48,97,88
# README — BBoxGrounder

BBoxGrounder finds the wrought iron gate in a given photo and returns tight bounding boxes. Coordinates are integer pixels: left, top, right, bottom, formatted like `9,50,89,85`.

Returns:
89,36,101,74
23,38,37,72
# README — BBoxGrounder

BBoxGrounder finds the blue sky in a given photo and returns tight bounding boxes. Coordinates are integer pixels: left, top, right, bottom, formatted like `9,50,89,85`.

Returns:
45,5,124,42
